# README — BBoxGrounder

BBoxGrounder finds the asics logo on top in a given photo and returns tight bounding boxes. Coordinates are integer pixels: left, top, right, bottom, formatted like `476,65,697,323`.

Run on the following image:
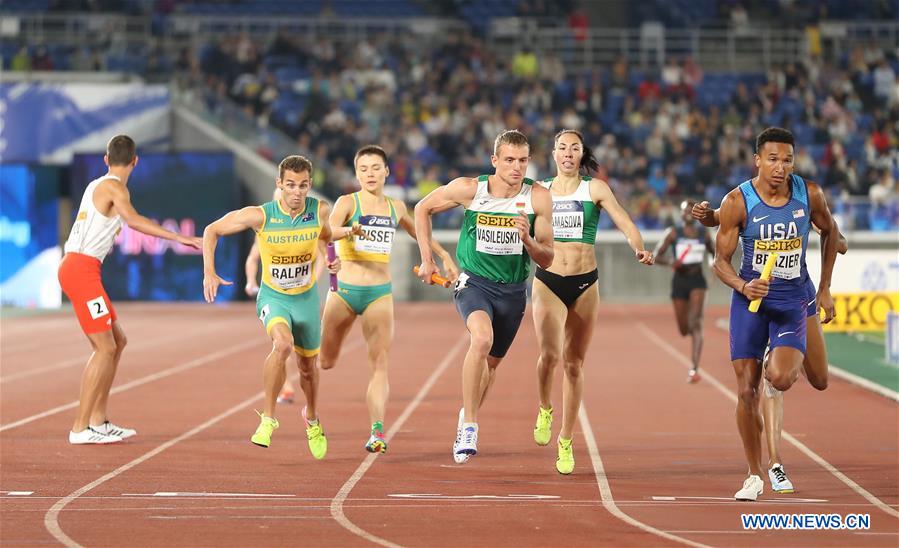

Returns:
752,215,770,223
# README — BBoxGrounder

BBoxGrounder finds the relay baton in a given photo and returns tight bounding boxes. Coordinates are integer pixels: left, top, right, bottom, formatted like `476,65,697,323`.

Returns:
673,244,692,269
326,243,338,292
748,252,777,313
413,266,452,288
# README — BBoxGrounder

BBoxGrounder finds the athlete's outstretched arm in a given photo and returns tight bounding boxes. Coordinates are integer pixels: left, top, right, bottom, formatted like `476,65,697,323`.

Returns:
652,227,677,266
107,180,202,248
593,179,653,264
713,190,766,300
326,195,365,241
397,201,459,281
807,182,838,323
203,206,265,303
522,183,554,269
414,177,475,283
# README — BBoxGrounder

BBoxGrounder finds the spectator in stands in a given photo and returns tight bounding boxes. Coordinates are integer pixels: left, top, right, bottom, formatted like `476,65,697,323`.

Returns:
11,46,31,71
873,59,896,106
511,45,539,81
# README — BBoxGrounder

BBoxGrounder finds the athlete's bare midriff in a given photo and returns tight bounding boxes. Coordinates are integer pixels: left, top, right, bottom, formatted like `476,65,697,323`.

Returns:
544,240,597,276
338,258,392,285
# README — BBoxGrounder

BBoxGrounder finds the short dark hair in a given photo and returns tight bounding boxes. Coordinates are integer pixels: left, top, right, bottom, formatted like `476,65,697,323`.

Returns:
279,155,313,179
554,129,599,174
354,144,388,167
106,135,136,166
493,129,529,156
756,127,794,153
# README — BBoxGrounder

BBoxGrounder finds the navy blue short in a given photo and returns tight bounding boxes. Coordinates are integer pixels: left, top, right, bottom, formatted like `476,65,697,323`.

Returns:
729,290,807,361
804,276,817,318
453,271,527,359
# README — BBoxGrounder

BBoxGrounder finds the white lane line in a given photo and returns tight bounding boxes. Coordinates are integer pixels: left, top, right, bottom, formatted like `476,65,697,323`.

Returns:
1,324,221,383
3,491,34,496
330,334,468,548
44,391,269,547
653,495,828,503
579,403,712,548
42,335,365,548
637,321,899,520
0,338,265,432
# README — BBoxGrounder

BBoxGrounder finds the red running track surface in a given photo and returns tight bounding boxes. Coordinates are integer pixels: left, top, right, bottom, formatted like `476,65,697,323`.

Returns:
1,302,897,547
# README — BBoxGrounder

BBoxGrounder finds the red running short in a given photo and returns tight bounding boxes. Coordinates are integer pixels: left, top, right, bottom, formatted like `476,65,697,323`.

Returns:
58,252,117,334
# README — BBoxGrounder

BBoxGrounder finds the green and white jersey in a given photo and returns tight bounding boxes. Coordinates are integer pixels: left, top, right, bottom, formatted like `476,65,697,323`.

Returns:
539,176,600,244
456,175,536,284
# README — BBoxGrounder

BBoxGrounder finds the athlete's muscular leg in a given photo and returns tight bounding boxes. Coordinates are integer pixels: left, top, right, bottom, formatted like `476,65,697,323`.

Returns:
559,287,599,440
733,357,765,478
361,297,394,425
74,327,121,432
532,278,566,410
761,386,785,468
89,321,127,426
672,298,690,337
319,293,357,370
687,289,706,370
263,323,294,418
296,353,320,421
802,315,828,391
463,311,494,423
765,346,804,392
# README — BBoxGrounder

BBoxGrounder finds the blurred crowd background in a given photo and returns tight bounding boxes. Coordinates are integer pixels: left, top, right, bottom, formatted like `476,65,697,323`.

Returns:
3,0,898,231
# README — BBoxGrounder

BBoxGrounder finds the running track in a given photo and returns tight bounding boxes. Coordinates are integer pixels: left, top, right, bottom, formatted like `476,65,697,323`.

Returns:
1,302,897,547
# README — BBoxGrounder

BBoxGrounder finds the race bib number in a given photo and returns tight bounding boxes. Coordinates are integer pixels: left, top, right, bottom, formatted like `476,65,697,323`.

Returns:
86,296,109,319
269,261,313,290
354,216,395,255
753,238,802,280
552,201,584,240
475,213,522,255
675,239,705,265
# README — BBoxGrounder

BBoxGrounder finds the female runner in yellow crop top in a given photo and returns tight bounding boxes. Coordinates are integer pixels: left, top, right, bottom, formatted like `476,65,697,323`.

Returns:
320,145,458,453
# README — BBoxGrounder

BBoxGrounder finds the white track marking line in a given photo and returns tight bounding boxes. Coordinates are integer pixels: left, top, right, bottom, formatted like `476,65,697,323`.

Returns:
579,403,712,548
43,336,365,548
44,390,272,548
1,337,265,432
330,334,468,548
637,321,899,520
1,324,222,383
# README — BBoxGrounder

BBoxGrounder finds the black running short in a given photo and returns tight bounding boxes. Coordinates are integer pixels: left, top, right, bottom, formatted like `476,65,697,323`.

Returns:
671,271,707,300
453,271,527,358
534,268,599,308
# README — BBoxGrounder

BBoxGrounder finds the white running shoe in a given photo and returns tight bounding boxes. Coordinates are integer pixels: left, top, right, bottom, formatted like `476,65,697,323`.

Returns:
69,427,123,445
456,423,478,456
91,420,137,439
452,408,469,463
734,474,764,501
768,463,795,493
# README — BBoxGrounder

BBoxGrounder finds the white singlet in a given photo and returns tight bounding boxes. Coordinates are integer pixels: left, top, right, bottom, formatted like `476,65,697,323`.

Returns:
64,175,123,262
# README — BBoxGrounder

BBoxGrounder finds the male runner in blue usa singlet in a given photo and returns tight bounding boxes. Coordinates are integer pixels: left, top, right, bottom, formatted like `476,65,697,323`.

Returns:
713,127,838,502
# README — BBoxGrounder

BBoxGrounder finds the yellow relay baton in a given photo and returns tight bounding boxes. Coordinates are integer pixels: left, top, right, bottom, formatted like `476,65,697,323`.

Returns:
748,252,778,313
